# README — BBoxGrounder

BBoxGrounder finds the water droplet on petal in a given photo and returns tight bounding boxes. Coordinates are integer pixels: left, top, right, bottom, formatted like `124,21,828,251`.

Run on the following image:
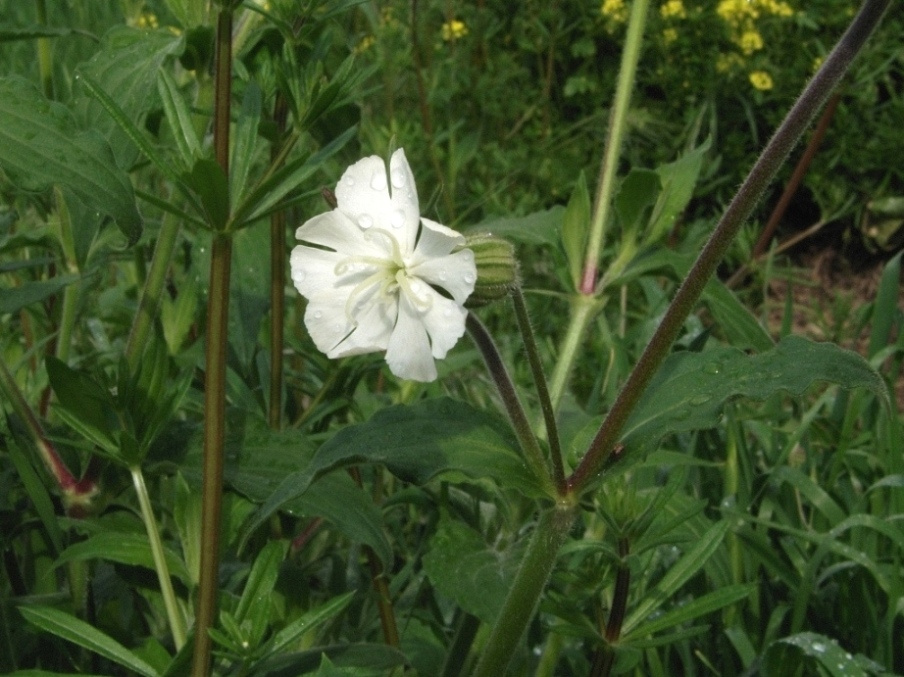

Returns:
391,168,406,188
296,269,305,282
314,310,322,319
443,307,453,318
391,210,405,228
410,281,421,293
439,272,447,281
370,171,387,191
407,191,415,203
344,176,355,187
358,214,374,229
333,323,342,333
464,273,475,284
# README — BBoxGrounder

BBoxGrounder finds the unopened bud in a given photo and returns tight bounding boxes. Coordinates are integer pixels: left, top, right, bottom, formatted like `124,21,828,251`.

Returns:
462,233,519,307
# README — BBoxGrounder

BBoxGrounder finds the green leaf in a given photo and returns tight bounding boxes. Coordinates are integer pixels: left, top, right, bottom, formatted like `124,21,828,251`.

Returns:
266,592,355,656
231,82,263,210
562,171,591,289
76,27,184,169
248,643,406,676
645,138,710,244
234,540,287,648
240,398,545,550
423,515,527,624
0,76,143,244
53,532,191,584
615,168,660,236
0,25,74,41
621,335,888,456
17,605,159,677
621,520,730,636
186,158,230,231
156,68,201,170
0,275,80,314
868,249,901,358
764,632,879,677
45,356,119,454
623,583,754,640
468,206,565,248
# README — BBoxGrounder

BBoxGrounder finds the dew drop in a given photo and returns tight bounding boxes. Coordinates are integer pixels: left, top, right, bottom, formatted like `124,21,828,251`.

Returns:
390,209,405,228
812,643,826,653
443,307,453,318
703,361,721,375
344,175,355,187
390,168,406,188
439,271,448,281
332,323,342,333
358,214,374,229
313,310,322,319
296,269,305,282
464,273,475,284
690,394,711,406
407,191,415,203
370,171,387,191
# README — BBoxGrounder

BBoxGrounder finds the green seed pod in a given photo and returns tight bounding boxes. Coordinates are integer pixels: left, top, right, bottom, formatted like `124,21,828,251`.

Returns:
462,232,520,307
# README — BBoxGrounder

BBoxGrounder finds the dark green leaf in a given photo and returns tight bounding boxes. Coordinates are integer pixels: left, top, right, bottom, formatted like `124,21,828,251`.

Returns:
0,275,80,314
764,632,878,677
17,606,159,677
615,168,660,235
468,206,565,247
645,138,710,243
562,171,591,289
621,336,888,456
230,82,263,209
45,356,118,454
186,158,229,231
156,68,201,170
266,593,355,656
249,643,406,677
240,398,546,550
0,76,143,244
53,532,191,584
423,515,527,624
623,583,754,640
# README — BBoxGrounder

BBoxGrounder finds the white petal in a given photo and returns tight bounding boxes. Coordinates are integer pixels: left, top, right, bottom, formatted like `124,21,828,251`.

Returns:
409,248,476,306
334,150,420,254
419,288,469,359
295,211,388,258
304,298,357,357
384,293,437,382
331,294,397,357
417,218,466,253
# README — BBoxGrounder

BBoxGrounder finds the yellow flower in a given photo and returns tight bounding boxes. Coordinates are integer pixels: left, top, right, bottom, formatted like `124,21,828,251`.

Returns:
131,12,159,29
441,19,468,41
354,35,376,54
660,0,686,19
662,28,678,44
738,30,764,55
749,70,773,90
600,0,629,22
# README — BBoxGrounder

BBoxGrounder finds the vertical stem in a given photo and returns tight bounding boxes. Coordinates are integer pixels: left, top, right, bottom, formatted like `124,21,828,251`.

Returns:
547,294,604,413
472,504,576,677
192,7,234,675
466,314,554,496
581,0,649,294
54,189,78,365
268,95,289,430
511,288,565,494
131,466,187,649
592,537,630,677
569,0,891,494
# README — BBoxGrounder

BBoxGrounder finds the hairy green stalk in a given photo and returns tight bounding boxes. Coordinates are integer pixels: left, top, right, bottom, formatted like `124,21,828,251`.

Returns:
472,504,577,677
570,0,892,493
466,313,555,497
130,466,187,649
547,0,648,411
192,6,235,675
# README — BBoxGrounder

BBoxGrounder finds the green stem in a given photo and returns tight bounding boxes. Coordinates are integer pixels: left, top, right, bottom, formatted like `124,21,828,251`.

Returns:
471,504,576,677
511,288,565,494
466,314,555,496
192,7,234,674
569,0,892,494
124,211,181,371
546,294,604,414
268,94,289,430
130,466,187,650
53,188,78,365
581,0,649,294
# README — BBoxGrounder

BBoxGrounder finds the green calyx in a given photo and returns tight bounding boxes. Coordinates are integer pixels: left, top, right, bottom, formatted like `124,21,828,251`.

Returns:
462,233,520,307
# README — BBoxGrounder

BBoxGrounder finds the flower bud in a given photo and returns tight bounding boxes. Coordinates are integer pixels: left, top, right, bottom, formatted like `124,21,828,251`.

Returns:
461,233,520,307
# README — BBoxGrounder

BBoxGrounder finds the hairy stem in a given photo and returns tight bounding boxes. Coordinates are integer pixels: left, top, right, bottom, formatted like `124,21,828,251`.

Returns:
569,0,892,494
472,504,576,677
466,313,555,496
511,288,565,494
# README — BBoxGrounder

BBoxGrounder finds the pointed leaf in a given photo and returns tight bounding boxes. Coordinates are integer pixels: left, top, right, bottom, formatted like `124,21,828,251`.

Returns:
621,335,888,456
423,515,527,624
765,632,880,677
623,583,754,640
240,398,546,549
0,76,142,244
562,171,591,289
645,138,710,243
46,356,119,453
18,605,159,677
157,68,201,170
469,206,565,248
53,531,191,584
231,82,263,209
0,275,80,314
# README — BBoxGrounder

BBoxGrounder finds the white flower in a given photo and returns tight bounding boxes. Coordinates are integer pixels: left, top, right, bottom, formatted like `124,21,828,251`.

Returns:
290,149,477,382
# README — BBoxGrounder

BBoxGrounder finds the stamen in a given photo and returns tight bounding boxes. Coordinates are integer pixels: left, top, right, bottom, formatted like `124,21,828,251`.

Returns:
396,271,434,312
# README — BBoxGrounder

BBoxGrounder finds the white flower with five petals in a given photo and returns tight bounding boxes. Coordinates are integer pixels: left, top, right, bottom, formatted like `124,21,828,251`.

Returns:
290,149,477,382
